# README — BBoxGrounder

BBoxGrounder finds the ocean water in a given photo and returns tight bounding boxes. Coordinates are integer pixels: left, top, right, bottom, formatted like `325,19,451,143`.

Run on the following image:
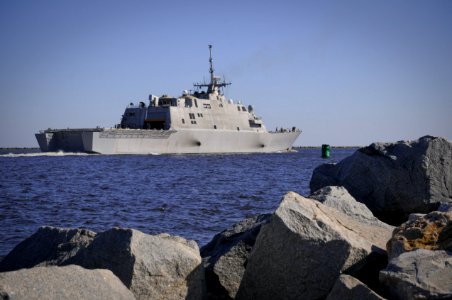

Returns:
0,148,356,257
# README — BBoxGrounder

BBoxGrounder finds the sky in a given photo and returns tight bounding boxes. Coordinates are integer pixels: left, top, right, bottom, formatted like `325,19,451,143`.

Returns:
1,0,451,147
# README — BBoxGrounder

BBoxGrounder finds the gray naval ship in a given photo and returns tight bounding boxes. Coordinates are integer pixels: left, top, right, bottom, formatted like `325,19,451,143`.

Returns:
36,46,301,154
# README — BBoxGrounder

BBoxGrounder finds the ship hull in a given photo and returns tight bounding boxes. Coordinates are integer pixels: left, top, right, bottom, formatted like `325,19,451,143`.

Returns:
35,128,300,154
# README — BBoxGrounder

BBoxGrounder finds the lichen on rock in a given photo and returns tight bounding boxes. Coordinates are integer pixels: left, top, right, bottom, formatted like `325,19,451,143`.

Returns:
387,211,452,259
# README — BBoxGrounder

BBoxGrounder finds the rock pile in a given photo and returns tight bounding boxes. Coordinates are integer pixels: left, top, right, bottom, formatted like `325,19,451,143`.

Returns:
379,210,452,299
235,191,392,300
306,135,452,299
0,227,205,300
310,136,452,224
2,193,451,299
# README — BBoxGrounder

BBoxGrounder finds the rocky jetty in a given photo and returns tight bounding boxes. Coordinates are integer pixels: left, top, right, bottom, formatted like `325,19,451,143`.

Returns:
2,196,450,300
0,227,205,300
236,192,392,300
310,136,452,224
379,210,452,299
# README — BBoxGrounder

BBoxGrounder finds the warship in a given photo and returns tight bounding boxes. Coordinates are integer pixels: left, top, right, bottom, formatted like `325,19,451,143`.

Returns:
36,46,301,154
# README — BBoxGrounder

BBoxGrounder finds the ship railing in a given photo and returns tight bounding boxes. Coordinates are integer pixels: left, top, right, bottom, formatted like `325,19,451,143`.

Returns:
39,127,104,133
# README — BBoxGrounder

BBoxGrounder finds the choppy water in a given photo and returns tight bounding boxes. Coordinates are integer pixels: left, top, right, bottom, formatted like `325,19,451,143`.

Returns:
0,148,355,257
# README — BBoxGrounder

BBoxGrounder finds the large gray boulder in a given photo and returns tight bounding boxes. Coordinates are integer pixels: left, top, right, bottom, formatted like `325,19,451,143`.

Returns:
68,228,205,300
326,274,385,300
0,226,96,272
310,136,452,224
201,214,271,299
0,265,135,300
380,249,452,299
236,192,393,300
310,186,393,229
310,186,393,292
387,211,452,260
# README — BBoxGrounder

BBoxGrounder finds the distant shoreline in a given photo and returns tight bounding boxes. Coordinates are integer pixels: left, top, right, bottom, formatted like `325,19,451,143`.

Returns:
294,146,361,149
1,146,360,150
0,147,40,150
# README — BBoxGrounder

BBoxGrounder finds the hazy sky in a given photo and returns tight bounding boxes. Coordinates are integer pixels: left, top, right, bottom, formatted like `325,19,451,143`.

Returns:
1,0,451,147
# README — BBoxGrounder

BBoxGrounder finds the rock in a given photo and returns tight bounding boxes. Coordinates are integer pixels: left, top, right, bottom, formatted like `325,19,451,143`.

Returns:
236,192,392,300
201,214,271,299
310,186,393,229
0,265,135,300
379,249,452,300
310,186,393,293
325,274,385,300
387,211,452,259
310,136,452,224
0,289,7,300
309,163,338,191
0,226,96,272
68,228,204,300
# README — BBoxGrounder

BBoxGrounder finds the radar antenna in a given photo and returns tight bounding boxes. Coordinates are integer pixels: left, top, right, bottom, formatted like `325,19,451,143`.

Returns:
194,45,231,95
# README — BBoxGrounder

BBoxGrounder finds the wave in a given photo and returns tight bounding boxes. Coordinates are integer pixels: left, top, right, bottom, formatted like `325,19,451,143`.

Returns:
0,151,91,157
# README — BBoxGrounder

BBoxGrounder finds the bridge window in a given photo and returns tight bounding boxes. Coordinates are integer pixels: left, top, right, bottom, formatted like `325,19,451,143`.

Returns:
144,119,165,130
182,119,185,124
237,106,241,111
189,113,196,120
241,106,247,112
249,120,262,128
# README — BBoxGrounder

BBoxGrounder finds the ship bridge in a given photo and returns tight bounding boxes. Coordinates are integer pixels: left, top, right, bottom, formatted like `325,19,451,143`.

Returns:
119,45,269,133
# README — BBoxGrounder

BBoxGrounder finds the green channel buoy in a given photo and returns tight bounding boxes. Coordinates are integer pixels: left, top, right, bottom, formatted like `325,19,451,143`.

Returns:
321,144,330,158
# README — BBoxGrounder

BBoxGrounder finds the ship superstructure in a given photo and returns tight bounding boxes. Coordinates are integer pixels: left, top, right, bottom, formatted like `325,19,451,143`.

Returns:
36,46,300,154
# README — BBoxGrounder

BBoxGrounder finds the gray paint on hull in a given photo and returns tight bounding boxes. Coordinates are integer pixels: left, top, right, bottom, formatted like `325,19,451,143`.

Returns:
36,128,300,154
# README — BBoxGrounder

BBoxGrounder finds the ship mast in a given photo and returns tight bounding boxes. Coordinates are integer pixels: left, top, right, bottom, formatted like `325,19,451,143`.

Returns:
194,45,231,95
209,44,214,85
